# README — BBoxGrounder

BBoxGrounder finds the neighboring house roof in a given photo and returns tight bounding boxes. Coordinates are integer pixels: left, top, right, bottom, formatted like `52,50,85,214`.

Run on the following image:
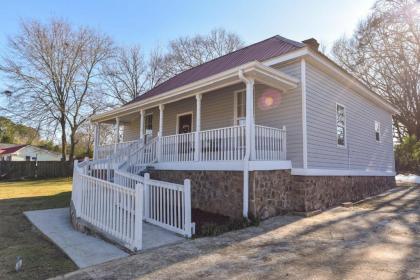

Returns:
0,144,27,155
128,35,305,105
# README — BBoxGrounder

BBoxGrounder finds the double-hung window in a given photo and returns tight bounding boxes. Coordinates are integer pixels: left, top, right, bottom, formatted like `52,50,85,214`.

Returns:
234,90,246,126
336,104,346,147
375,121,381,142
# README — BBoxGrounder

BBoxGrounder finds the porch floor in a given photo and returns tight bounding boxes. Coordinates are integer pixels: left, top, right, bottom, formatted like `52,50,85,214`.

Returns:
24,208,185,268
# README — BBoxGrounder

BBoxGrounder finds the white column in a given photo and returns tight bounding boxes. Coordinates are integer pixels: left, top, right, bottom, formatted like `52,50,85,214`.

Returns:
139,110,145,142
158,104,164,161
93,122,100,160
245,79,255,160
114,117,120,152
194,94,202,161
158,104,164,136
243,78,254,218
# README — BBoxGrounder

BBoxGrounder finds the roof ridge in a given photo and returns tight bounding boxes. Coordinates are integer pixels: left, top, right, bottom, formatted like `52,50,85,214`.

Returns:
273,35,305,48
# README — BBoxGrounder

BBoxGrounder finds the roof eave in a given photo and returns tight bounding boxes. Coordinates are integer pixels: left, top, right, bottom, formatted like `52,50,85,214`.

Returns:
91,61,299,122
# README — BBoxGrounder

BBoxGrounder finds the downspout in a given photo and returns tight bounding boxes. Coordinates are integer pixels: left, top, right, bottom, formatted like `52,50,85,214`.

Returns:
238,69,252,218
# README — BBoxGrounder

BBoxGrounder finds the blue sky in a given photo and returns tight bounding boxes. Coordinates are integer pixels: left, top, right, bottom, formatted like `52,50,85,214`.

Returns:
0,0,376,95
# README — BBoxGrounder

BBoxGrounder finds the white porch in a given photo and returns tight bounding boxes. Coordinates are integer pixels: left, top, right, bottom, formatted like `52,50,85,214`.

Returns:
92,61,298,169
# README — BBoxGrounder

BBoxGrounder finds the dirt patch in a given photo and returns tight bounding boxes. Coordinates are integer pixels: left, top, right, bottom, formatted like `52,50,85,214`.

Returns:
192,208,258,237
56,185,420,280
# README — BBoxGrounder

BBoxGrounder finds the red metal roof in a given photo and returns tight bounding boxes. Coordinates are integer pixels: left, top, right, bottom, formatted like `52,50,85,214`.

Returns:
129,35,304,104
0,144,27,155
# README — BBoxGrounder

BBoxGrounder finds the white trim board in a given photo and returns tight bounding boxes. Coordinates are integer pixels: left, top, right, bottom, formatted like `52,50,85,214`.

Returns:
291,168,396,177
301,58,308,169
152,160,292,171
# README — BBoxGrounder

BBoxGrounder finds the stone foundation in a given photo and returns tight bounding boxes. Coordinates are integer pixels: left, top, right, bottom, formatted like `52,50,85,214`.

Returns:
293,175,396,212
149,170,244,218
149,169,396,220
249,170,294,219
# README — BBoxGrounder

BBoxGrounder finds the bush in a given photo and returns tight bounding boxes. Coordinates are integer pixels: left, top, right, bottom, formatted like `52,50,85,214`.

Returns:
395,135,420,174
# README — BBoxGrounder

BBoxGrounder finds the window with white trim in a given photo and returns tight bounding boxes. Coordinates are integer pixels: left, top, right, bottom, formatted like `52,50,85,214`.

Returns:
144,114,153,136
375,121,381,142
235,90,246,125
336,104,346,147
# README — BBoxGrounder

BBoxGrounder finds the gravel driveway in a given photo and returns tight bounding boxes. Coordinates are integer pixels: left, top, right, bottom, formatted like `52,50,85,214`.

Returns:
53,185,420,280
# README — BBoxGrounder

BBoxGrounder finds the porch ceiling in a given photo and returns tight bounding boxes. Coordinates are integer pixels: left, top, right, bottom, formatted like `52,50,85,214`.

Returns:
92,61,299,123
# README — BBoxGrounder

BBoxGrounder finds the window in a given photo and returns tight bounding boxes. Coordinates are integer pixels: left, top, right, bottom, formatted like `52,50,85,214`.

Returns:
234,90,246,125
144,114,153,136
25,156,30,161
336,104,346,147
375,121,381,142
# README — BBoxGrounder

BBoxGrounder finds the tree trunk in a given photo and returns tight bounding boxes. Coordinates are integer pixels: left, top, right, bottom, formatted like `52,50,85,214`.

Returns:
60,116,67,161
69,131,76,162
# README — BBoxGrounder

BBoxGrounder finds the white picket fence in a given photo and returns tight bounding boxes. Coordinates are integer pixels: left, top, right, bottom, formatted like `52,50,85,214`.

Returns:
72,170,143,251
254,125,287,161
143,173,192,236
72,158,193,251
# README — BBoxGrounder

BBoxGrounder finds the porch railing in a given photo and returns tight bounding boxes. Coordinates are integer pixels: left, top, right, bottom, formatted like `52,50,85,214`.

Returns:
200,125,246,161
161,132,195,162
254,125,287,161
93,124,286,164
96,140,140,160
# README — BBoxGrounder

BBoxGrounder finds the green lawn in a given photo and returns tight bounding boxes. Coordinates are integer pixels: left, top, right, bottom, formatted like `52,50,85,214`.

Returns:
0,178,77,280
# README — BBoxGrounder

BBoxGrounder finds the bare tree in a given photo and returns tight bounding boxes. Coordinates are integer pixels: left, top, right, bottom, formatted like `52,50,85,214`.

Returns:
0,19,113,160
103,28,244,105
332,0,419,141
162,28,244,78
102,45,148,105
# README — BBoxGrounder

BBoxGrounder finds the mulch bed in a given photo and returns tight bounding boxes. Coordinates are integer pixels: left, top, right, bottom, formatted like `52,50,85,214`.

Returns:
192,208,256,237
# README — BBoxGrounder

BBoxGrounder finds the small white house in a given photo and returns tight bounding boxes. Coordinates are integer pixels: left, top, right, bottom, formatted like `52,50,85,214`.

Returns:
0,144,62,161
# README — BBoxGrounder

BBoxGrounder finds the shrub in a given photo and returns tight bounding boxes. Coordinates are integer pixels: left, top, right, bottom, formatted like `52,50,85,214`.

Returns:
395,135,420,174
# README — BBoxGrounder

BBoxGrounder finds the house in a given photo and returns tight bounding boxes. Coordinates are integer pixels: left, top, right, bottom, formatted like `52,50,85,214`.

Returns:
0,144,62,161
71,35,397,251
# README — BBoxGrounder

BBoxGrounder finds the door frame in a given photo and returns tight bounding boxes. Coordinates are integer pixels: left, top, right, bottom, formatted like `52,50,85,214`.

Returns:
176,111,194,134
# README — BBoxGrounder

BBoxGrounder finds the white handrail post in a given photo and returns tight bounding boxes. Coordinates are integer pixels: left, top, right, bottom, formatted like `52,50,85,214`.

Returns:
134,183,143,251
282,125,287,160
184,179,192,238
72,159,82,218
194,94,202,161
144,173,150,220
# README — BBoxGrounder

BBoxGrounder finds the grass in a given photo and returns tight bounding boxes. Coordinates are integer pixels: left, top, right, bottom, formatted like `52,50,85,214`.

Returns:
0,178,77,280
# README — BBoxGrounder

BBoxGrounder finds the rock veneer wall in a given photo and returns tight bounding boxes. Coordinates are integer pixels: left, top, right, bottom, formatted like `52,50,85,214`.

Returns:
149,170,244,218
294,175,396,212
149,169,396,220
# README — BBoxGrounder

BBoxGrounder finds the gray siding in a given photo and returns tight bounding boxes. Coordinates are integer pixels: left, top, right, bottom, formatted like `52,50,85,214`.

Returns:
260,62,303,167
122,107,159,141
305,62,394,172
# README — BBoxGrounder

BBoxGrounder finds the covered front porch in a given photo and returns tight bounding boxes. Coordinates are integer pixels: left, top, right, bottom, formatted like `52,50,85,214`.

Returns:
92,61,299,168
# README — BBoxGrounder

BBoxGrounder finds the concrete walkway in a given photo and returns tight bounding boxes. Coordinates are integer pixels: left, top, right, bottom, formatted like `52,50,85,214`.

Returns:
24,208,184,268
52,185,420,280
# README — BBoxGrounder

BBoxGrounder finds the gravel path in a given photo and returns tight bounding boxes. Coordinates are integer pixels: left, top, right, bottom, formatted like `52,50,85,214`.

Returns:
53,185,420,280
